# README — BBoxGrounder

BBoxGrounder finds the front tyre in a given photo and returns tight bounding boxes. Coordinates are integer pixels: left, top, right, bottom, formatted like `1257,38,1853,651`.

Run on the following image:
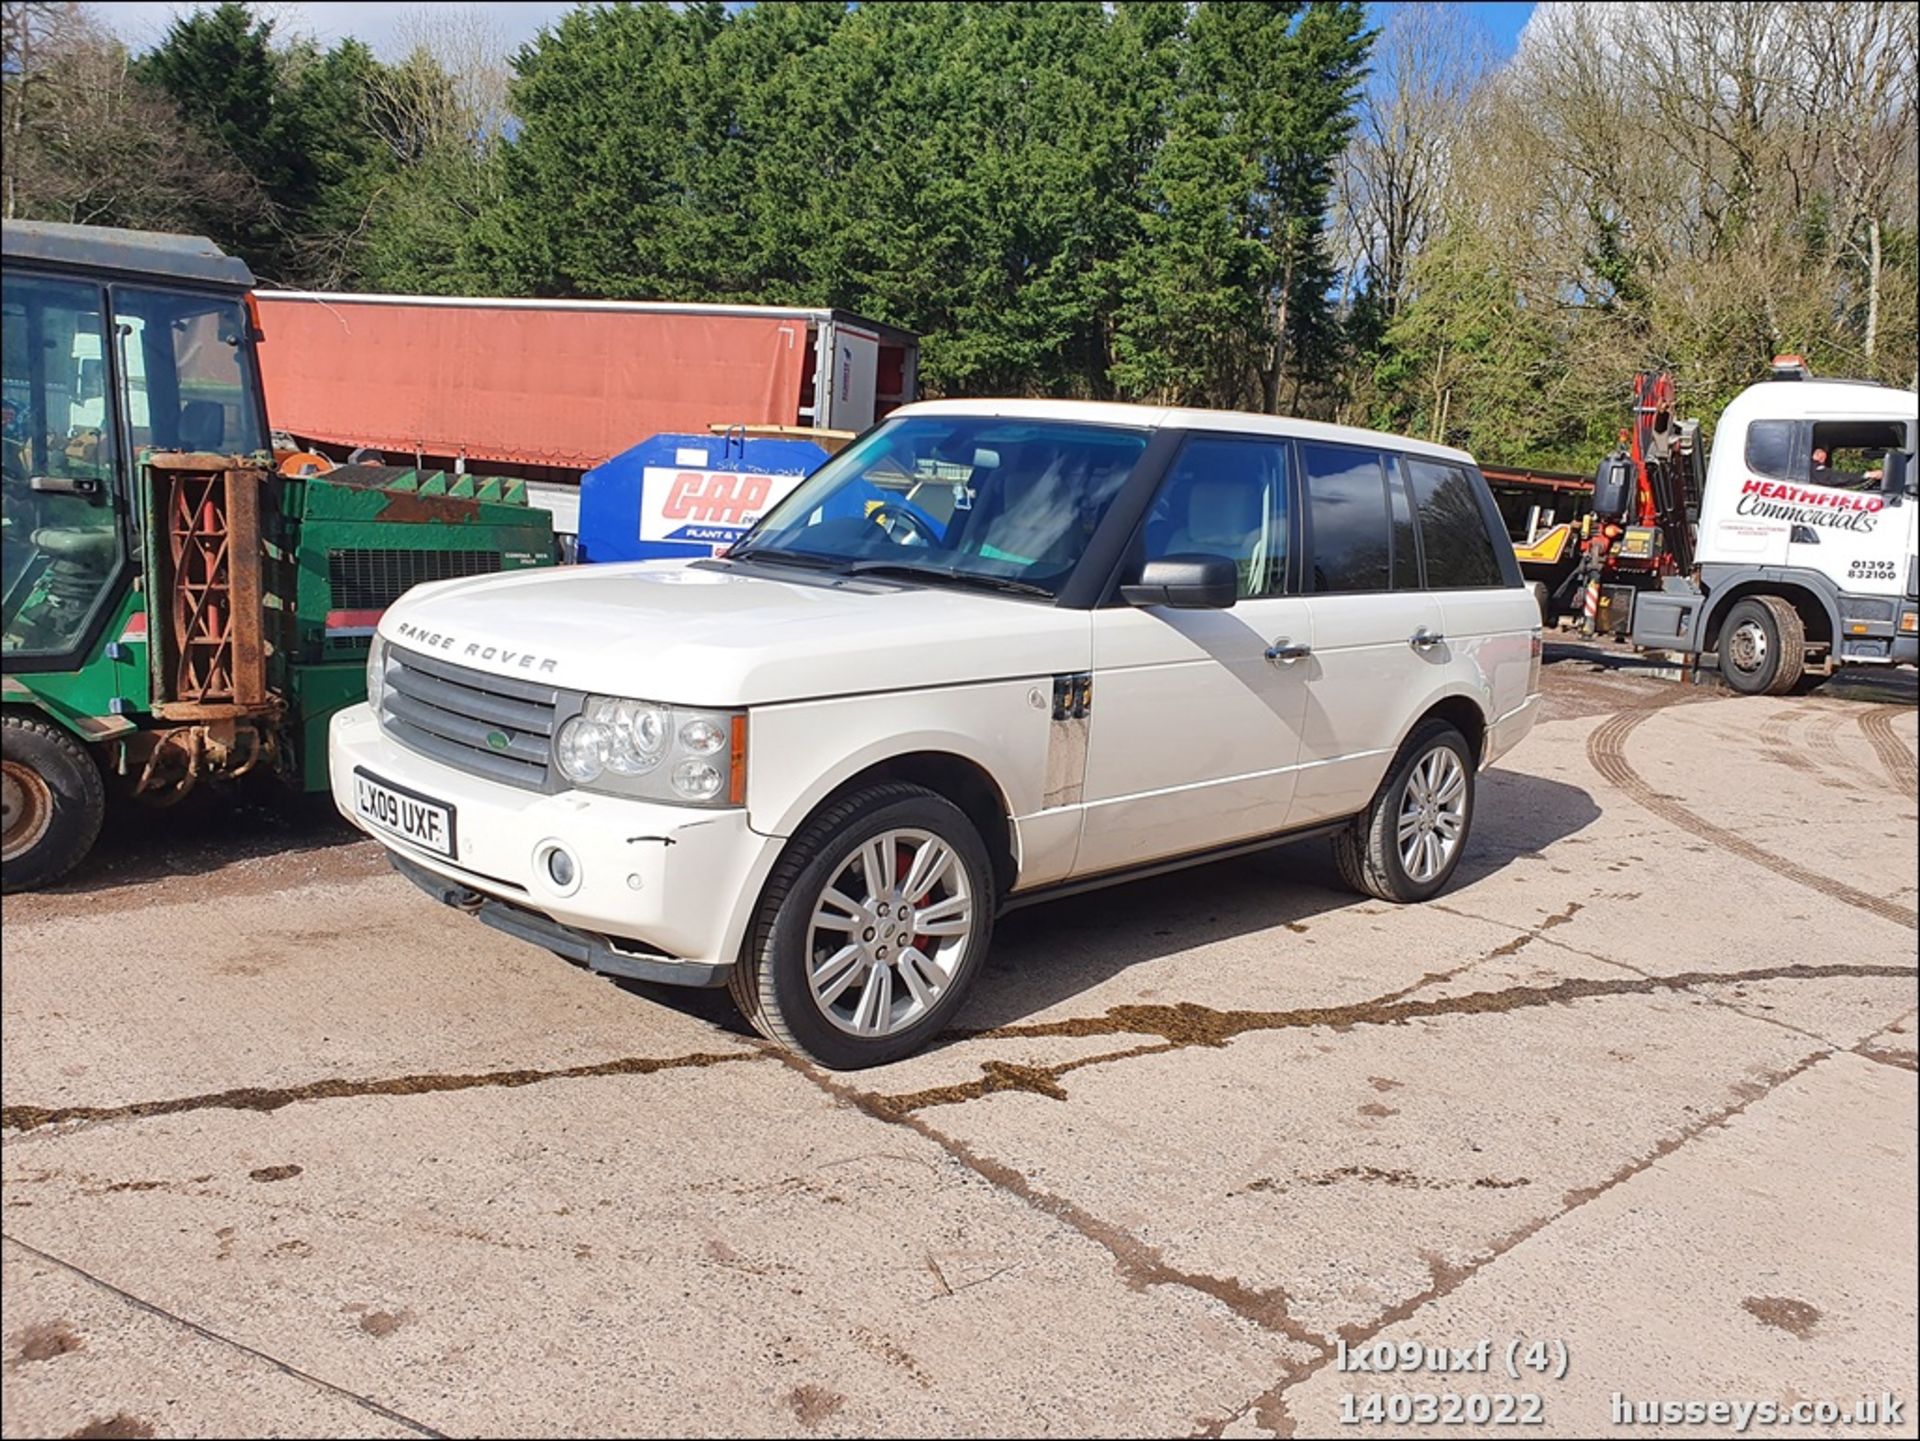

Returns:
2,714,106,893
1333,719,1475,903
731,783,995,1069
1718,596,1805,696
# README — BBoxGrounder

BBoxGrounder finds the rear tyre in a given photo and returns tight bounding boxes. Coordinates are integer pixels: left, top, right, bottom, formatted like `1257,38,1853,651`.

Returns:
1333,719,1475,904
1718,595,1805,696
730,783,995,1069
2,714,106,893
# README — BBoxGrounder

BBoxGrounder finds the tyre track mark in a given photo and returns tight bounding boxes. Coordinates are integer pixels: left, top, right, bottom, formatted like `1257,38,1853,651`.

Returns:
1588,706,1916,928
1859,703,1918,794
1759,701,1877,790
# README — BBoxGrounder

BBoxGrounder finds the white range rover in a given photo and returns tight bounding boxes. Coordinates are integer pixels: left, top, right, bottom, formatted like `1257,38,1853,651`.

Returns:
332,401,1542,1068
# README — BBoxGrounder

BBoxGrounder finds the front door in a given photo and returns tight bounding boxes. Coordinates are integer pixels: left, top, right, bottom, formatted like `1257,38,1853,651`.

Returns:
1075,433,1311,877
1,272,127,667
1788,416,1913,602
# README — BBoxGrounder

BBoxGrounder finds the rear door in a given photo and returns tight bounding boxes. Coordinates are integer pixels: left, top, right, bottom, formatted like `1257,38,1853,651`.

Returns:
1075,433,1311,876
1291,442,1444,826
1406,456,1535,726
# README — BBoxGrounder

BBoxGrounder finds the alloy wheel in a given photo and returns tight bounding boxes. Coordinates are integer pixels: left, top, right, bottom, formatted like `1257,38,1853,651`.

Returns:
804,827,976,1038
1397,746,1467,884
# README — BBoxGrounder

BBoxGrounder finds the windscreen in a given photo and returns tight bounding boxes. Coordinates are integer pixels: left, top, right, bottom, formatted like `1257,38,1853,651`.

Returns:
735,416,1150,597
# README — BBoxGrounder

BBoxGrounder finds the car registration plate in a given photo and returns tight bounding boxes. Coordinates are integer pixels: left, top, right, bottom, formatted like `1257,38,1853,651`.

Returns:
353,768,456,859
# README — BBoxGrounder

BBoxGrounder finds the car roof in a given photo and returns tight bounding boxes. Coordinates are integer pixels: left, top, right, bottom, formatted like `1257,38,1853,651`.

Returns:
889,397,1479,466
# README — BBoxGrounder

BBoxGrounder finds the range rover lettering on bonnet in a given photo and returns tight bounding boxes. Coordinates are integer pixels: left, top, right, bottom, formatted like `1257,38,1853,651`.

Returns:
394,621,560,674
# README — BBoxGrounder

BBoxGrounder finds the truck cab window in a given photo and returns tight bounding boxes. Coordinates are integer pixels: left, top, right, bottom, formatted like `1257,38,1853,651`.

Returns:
2,273,124,659
1743,419,1797,481
1809,420,1906,492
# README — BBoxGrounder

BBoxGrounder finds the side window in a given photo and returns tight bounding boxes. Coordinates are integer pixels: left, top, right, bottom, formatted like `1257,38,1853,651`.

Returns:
1407,457,1505,589
1744,420,1798,481
110,286,267,457
1302,443,1391,593
1808,419,1905,492
1141,436,1289,598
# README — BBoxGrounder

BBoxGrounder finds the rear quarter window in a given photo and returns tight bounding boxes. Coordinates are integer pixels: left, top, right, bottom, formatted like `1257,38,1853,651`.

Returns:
1406,457,1507,589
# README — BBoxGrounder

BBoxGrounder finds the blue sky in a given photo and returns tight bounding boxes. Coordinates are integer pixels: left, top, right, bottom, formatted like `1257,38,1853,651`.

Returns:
1448,1,1537,55
96,1,1540,63
90,2,578,58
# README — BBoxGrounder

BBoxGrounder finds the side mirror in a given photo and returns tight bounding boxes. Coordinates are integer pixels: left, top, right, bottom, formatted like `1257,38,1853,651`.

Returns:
1881,451,1913,497
1120,553,1240,609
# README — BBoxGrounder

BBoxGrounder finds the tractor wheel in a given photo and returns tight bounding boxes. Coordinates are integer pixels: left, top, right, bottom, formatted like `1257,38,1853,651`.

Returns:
2,713,106,893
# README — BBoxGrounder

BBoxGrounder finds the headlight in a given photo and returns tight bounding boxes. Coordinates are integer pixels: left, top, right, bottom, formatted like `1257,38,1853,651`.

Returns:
366,633,387,713
555,695,744,806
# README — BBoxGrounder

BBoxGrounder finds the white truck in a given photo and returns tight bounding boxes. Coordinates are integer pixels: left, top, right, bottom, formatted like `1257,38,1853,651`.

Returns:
331,400,1542,1067
1630,365,1919,692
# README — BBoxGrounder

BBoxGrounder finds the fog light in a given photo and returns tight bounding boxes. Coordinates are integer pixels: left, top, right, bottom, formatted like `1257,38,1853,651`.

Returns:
537,842,580,894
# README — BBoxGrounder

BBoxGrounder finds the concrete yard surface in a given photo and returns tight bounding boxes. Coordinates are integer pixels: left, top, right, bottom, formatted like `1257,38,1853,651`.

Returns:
3,652,1916,1438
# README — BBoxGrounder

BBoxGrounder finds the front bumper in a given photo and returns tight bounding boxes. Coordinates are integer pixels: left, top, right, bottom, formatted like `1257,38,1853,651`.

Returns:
330,703,779,974
389,854,729,988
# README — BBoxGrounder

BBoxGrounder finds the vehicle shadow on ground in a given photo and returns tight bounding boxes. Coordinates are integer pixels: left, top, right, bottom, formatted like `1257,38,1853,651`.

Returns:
31,785,370,899
630,769,1603,1042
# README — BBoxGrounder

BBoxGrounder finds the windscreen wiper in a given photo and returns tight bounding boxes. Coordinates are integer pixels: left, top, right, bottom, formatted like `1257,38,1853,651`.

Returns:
841,559,1056,599
723,546,844,571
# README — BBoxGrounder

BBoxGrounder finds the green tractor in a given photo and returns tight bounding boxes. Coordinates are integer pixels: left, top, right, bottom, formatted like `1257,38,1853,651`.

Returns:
2,221,553,891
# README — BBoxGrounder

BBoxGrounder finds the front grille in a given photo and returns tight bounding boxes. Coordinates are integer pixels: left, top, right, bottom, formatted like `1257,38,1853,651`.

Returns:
329,549,502,612
380,646,559,790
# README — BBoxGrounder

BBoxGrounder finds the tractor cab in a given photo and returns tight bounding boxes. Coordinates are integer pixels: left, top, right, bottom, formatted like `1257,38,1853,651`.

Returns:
3,224,265,673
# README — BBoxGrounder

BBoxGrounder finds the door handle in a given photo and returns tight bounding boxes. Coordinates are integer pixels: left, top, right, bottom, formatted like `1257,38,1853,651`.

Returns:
1265,638,1312,664
1410,627,1445,651
29,474,103,502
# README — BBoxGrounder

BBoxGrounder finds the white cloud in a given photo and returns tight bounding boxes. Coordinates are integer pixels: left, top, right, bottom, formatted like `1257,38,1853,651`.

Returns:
87,1,578,60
